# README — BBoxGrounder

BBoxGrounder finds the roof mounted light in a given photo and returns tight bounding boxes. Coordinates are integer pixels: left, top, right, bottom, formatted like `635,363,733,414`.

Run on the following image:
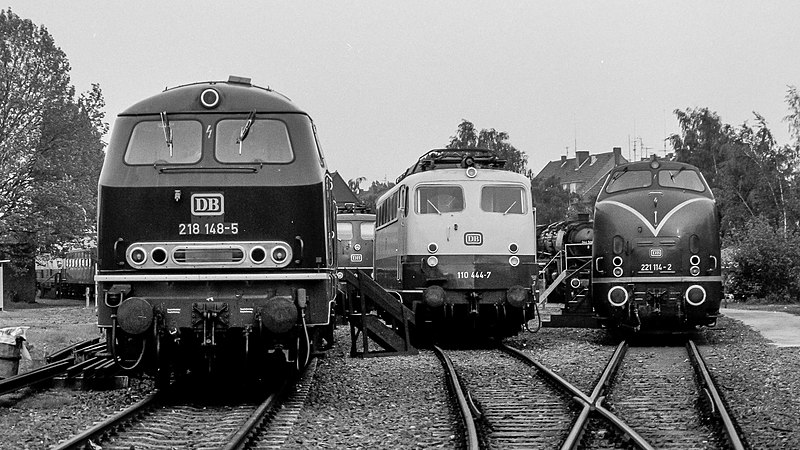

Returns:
649,154,660,169
466,166,478,178
200,88,220,109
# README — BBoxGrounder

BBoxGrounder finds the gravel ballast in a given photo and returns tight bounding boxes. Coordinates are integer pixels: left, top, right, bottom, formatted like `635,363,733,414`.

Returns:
0,304,798,449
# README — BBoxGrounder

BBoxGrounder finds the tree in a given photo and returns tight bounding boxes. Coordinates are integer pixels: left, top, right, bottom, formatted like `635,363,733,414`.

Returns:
530,176,572,225
447,119,528,174
0,9,106,257
669,108,733,187
355,180,394,212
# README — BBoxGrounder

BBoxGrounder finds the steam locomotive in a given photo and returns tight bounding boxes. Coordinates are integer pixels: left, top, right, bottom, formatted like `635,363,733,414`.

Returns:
374,149,538,339
592,157,722,333
95,76,337,381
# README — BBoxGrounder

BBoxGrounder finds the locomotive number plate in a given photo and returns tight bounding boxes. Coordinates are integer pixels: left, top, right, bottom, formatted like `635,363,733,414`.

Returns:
639,263,672,273
179,222,239,235
456,271,492,279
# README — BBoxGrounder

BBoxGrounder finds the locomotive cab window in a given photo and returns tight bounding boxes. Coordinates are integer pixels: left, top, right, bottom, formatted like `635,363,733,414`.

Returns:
215,118,294,163
417,185,464,214
336,222,354,240
657,169,706,192
125,120,202,164
481,185,525,214
605,169,653,193
360,222,375,240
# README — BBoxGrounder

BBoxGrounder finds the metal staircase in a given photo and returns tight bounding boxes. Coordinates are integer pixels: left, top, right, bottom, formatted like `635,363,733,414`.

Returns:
537,244,599,328
340,269,417,357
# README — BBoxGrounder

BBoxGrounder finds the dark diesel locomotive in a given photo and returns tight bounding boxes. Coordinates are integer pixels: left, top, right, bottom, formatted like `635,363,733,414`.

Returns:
592,157,722,333
95,76,337,379
374,149,538,338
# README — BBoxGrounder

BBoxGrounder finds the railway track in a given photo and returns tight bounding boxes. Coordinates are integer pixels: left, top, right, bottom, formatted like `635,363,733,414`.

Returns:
0,338,107,396
435,340,746,449
52,359,317,450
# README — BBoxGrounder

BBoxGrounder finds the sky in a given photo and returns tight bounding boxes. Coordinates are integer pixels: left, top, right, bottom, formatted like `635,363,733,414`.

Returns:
7,1,800,184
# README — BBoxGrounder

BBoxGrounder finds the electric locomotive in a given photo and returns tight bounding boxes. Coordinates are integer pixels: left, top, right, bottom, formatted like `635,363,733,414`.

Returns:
95,76,337,380
592,156,721,333
374,149,537,338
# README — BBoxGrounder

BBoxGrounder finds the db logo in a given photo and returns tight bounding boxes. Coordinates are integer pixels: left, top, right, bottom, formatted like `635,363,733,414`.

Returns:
191,193,224,216
464,232,483,246
350,254,363,263
650,248,663,258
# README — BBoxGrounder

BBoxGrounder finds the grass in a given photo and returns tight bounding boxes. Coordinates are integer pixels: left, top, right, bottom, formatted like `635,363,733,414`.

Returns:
722,301,800,317
0,298,101,375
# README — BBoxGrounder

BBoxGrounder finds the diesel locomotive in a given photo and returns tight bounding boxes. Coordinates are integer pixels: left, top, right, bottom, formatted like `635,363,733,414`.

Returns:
592,156,722,333
95,76,337,380
374,149,538,339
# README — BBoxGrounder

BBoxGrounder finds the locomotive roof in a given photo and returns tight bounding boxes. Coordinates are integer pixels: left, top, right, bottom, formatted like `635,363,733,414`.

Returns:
611,158,699,172
396,148,507,183
119,76,305,116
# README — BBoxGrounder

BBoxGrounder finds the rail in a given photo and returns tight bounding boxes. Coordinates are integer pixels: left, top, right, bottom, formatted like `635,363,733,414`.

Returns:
432,345,480,450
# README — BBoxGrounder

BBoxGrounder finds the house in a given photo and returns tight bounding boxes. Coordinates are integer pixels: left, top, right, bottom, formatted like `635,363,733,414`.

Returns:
533,147,628,204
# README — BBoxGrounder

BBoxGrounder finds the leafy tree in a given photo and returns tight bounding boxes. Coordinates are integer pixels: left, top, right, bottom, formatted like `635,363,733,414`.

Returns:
447,119,528,174
530,176,572,225
355,180,395,212
0,9,106,257
669,108,733,187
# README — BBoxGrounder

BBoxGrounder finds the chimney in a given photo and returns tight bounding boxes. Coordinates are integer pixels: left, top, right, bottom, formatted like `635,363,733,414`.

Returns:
576,150,589,167
613,147,622,165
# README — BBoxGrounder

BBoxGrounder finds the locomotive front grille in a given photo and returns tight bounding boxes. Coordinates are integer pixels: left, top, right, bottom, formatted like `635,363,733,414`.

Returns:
173,247,245,264
125,241,293,269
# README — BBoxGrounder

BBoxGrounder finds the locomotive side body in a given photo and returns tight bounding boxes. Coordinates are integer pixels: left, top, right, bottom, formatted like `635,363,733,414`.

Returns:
96,78,336,377
375,151,537,337
592,159,721,332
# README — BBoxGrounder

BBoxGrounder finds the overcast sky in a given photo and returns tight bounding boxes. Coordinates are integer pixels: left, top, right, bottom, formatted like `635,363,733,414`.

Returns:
8,1,800,183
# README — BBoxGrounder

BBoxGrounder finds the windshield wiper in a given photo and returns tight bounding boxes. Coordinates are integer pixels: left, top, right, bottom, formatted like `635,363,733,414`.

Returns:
427,199,442,215
669,166,686,182
503,200,518,215
608,167,628,185
160,111,173,157
236,110,257,155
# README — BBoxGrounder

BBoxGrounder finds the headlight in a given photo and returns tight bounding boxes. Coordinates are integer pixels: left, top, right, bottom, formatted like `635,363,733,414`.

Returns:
685,285,706,306
612,266,624,277
608,286,628,307
509,256,520,267
271,245,289,264
427,256,439,267
129,247,147,265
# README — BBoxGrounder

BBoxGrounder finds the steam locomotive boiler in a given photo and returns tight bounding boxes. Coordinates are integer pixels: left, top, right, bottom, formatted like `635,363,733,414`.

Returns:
592,157,722,333
95,76,337,381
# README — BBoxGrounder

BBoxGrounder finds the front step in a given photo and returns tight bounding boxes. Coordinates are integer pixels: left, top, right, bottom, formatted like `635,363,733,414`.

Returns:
349,314,417,357
342,269,417,357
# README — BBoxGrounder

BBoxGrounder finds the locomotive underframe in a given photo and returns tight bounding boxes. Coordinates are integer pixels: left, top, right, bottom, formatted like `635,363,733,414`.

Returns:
594,281,721,331
97,276,335,374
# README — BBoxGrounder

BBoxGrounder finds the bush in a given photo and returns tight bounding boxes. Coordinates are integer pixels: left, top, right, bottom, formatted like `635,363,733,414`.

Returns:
725,216,800,303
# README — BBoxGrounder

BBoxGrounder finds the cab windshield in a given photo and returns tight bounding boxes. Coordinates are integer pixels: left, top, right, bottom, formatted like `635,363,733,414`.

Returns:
481,185,525,214
417,186,464,214
215,119,294,163
657,168,706,192
125,120,202,165
605,169,653,193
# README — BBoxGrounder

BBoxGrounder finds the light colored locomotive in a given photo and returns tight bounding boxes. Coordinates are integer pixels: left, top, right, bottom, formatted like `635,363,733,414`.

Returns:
374,149,537,338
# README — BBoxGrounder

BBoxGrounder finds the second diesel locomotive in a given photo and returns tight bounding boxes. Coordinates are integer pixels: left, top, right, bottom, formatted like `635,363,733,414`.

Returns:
95,76,337,380
374,149,538,339
592,157,722,333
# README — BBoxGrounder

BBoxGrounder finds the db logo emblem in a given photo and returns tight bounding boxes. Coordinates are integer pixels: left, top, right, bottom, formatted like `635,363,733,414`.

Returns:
650,248,663,258
191,193,224,216
464,232,483,246
350,254,363,263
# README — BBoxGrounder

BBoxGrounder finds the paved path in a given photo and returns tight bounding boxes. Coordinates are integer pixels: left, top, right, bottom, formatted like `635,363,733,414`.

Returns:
720,308,800,347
